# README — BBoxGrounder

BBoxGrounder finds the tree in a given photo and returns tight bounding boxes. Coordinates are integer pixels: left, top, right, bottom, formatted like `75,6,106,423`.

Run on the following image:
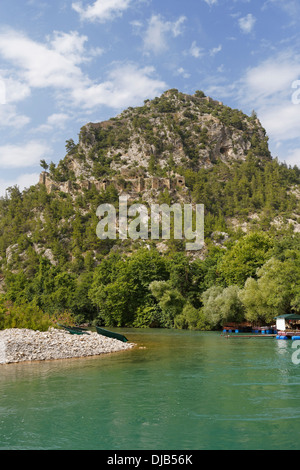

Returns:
174,302,209,330
202,285,245,328
239,277,266,324
40,159,49,171
251,110,258,120
149,280,185,327
217,232,274,287
65,139,76,154
195,90,206,98
240,256,300,323
89,249,169,327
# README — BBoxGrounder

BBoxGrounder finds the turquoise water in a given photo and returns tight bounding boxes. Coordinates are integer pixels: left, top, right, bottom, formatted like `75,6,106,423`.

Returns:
0,329,299,450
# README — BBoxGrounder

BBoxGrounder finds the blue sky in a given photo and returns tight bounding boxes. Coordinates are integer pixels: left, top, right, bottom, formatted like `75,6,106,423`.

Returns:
0,0,300,196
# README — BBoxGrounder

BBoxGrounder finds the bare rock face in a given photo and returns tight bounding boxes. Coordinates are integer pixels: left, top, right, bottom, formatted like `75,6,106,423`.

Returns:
39,90,270,207
6,244,18,264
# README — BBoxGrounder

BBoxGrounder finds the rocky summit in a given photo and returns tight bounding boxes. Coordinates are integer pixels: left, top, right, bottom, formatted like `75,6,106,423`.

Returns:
46,89,271,188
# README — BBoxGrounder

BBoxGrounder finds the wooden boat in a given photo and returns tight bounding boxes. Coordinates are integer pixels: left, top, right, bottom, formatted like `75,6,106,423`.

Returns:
58,324,90,335
96,326,128,343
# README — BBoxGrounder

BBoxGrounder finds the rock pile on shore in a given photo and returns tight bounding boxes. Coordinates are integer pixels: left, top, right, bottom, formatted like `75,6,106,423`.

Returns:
0,328,135,364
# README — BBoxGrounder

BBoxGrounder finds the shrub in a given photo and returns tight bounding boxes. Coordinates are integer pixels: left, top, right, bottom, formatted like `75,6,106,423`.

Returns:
0,297,77,331
0,298,54,331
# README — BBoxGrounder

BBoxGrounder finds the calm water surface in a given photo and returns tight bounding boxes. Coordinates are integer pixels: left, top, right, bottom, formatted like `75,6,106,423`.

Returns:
0,329,299,450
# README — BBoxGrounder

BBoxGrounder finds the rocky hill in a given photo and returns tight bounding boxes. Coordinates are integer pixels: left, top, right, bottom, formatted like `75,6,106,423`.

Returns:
0,89,299,279
0,89,299,329
48,89,271,185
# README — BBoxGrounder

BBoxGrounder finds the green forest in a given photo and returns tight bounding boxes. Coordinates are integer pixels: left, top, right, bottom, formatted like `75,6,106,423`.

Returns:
0,90,299,332
0,154,299,332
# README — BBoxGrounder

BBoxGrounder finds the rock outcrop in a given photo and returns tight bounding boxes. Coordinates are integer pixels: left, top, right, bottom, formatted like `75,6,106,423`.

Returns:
47,89,270,187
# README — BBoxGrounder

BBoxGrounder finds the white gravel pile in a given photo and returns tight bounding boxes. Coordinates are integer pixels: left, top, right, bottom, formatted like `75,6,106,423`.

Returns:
0,328,135,364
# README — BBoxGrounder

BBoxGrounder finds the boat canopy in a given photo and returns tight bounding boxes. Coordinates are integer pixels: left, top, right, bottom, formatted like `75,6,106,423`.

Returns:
275,314,300,320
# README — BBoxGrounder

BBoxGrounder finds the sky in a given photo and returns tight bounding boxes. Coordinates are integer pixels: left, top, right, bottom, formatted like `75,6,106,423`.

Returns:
0,0,300,196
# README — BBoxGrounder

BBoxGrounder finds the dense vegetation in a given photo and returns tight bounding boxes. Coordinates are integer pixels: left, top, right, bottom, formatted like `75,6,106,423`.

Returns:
1,231,299,331
0,90,299,331
0,168,299,331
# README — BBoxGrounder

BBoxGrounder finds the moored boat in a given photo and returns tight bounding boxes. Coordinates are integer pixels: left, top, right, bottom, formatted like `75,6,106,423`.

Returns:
58,324,90,335
96,326,128,343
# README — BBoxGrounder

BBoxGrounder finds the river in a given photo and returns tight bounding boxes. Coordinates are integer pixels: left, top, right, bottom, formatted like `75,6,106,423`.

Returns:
0,329,299,450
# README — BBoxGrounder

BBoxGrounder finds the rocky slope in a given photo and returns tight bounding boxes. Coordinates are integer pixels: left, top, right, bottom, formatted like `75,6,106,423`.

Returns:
49,89,271,184
0,89,299,277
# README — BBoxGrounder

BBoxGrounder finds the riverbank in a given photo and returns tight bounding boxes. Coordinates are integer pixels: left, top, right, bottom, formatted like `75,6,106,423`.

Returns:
0,328,135,364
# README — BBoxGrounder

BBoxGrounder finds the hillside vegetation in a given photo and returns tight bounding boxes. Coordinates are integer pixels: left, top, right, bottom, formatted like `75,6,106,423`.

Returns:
0,90,299,330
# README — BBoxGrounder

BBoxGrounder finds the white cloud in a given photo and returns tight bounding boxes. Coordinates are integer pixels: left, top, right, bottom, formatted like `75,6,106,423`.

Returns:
260,103,300,141
283,148,300,166
0,29,87,91
188,41,204,59
210,44,222,56
0,141,51,168
0,104,30,128
262,0,300,18
238,14,256,34
0,172,40,197
72,0,131,23
203,0,218,6
71,63,167,109
177,67,191,79
47,113,70,127
233,51,300,165
204,49,300,166
49,30,89,64
206,50,300,111
0,74,31,104
237,52,300,142
171,16,187,37
33,113,70,133
237,50,300,106
143,14,186,54
0,28,166,111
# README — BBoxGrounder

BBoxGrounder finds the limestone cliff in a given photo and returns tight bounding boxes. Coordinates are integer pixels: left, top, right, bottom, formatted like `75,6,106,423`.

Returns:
48,89,270,185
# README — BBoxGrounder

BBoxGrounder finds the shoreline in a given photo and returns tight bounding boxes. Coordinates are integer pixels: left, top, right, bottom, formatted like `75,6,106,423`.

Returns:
0,328,135,364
